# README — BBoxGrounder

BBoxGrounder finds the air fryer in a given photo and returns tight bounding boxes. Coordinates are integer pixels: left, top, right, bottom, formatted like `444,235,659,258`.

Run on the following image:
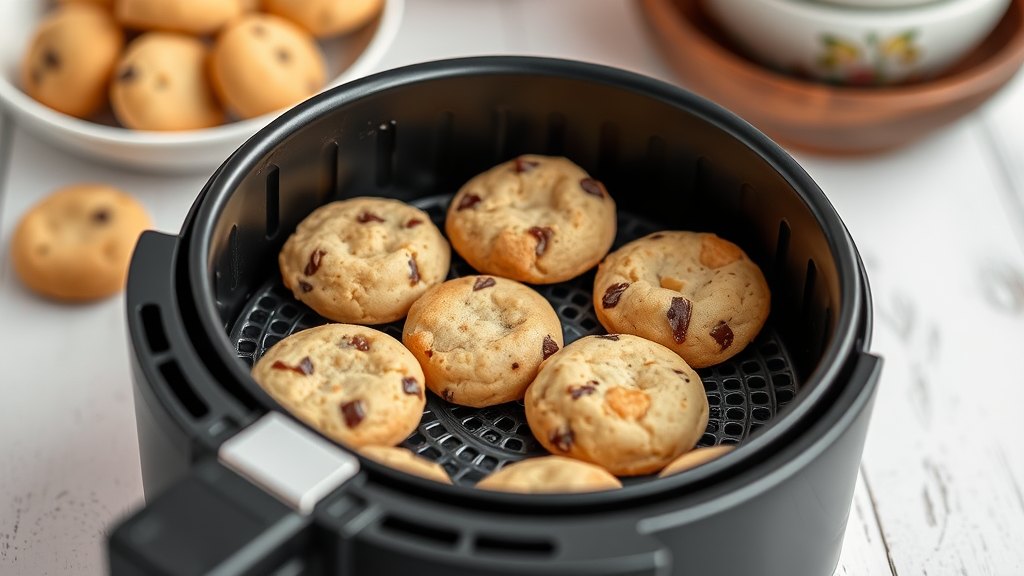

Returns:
109,57,881,576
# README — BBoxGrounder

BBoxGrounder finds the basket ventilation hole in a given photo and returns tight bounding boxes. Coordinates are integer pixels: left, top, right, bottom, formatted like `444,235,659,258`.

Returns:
597,121,620,178
140,304,169,354
321,141,338,199
159,360,208,418
380,516,458,547
475,536,555,556
229,224,240,291
774,220,791,286
492,107,509,162
266,165,280,239
546,112,567,156
376,120,397,187
801,259,818,322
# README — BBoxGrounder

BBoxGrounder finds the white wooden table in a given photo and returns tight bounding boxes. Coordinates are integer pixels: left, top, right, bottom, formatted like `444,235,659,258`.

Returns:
1,1,1023,574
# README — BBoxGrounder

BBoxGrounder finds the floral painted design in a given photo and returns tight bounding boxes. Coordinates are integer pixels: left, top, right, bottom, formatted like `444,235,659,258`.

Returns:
815,30,921,86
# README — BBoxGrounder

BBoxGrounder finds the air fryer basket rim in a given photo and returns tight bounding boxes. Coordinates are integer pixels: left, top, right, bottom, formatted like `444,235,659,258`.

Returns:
185,55,869,505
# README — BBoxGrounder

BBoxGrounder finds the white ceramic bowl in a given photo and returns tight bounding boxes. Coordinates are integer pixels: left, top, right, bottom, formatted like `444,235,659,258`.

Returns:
0,0,404,174
703,0,1011,86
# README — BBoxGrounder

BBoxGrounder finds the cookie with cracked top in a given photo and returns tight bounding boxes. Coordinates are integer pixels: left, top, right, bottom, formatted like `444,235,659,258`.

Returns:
359,446,452,484
475,456,622,493
445,155,617,284
279,197,450,325
403,275,563,408
593,231,770,368
11,184,151,301
251,324,426,449
524,334,708,476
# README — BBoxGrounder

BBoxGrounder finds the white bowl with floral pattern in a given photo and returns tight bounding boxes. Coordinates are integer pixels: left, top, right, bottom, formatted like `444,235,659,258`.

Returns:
703,0,1012,86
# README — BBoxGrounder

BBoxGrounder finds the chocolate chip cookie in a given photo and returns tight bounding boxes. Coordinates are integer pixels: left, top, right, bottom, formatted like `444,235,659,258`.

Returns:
403,275,563,408
251,324,426,449
110,32,224,131
593,232,770,368
11,184,151,301
445,155,617,284
359,446,452,484
475,456,622,493
21,3,124,119
658,445,734,478
279,197,451,325
524,334,708,476
210,13,326,119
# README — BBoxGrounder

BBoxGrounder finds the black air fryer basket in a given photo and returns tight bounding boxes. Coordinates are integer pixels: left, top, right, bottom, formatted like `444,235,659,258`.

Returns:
110,57,881,576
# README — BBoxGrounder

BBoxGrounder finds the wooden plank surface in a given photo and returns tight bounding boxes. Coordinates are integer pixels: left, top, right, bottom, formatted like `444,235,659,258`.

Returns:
1,0,1023,574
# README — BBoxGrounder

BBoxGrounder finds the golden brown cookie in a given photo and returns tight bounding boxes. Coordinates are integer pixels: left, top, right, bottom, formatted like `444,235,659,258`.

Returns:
279,197,450,325
359,446,452,484
475,456,621,494
210,13,326,119
593,232,770,368
445,155,617,284
263,0,384,38
251,324,426,449
524,334,708,476
657,445,734,478
402,276,563,408
11,184,151,301
115,0,243,35
21,4,123,119
110,33,224,131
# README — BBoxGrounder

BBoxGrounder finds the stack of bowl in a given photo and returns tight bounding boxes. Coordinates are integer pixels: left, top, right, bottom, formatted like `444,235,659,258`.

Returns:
640,0,1024,153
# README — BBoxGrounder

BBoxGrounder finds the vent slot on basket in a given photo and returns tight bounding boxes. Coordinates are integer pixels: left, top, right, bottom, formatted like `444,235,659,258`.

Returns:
545,112,567,156
380,516,458,547
475,535,555,556
320,141,338,200
140,304,169,354
159,360,208,418
265,166,280,239
376,120,397,187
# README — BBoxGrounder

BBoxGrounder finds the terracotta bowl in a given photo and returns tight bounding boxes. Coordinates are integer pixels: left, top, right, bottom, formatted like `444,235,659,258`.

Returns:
639,0,1024,154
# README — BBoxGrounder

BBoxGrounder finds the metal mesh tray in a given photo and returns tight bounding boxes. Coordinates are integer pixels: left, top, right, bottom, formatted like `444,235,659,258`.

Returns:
227,194,799,486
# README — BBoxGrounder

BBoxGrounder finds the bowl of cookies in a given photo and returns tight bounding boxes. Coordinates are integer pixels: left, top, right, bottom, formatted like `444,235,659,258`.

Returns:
0,0,403,173
109,57,881,575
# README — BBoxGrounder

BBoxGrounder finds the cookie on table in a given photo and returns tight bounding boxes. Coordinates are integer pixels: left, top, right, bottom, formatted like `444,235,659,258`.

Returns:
210,13,326,120
525,334,708,476
445,155,617,284
263,0,384,38
11,184,151,301
21,4,124,119
403,276,563,408
251,324,426,449
593,232,770,368
279,197,450,325
115,0,242,35
359,446,452,484
110,33,224,131
658,445,734,478
475,456,621,494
